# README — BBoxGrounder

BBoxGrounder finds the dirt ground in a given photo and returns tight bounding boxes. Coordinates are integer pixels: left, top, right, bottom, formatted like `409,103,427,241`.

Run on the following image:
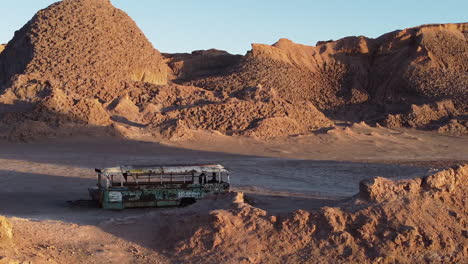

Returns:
0,124,467,263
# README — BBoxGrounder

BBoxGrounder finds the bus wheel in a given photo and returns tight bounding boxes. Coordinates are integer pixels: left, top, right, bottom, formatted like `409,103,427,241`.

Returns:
180,198,196,207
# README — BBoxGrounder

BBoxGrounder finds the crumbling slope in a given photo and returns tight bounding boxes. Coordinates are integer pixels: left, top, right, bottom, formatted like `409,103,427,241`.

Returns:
163,165,468,263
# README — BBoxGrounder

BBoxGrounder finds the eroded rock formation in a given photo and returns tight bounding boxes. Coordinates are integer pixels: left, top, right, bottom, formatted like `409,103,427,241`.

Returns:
161,165,468,263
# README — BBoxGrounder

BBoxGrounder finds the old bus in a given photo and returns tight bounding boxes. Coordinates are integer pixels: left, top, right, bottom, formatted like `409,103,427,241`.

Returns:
89,164,230,209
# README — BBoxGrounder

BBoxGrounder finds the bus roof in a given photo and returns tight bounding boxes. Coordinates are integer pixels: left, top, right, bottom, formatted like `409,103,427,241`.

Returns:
96,164,229,176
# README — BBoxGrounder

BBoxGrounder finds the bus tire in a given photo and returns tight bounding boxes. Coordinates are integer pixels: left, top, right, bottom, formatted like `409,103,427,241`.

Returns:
180,198,196,207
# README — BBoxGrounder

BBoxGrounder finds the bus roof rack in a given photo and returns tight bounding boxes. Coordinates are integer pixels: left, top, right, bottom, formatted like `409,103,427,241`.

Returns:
96,164,229,176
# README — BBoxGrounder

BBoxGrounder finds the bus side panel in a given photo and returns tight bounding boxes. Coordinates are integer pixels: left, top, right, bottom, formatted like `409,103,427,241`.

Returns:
157,200,180,207
101,184,227,209
102,191,124,210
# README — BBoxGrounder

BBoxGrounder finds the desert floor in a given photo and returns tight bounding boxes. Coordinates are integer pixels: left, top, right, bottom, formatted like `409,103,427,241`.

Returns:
1,123,467,263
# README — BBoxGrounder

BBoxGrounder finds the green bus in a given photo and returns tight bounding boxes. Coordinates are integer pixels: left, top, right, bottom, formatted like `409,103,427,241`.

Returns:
88,164,230,210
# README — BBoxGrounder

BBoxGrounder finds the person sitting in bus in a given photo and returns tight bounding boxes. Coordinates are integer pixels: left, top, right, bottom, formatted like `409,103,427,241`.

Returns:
208,173,218,183
199,173,204,184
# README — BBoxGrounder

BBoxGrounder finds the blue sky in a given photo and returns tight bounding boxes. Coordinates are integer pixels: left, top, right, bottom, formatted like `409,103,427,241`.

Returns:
1,0,466,55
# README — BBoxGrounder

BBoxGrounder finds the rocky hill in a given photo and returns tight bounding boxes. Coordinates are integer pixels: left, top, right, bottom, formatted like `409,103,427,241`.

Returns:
0,0,168,102
179,23,467,130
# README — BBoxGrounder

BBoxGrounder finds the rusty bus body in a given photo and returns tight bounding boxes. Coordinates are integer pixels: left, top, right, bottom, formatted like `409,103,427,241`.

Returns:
89,164,230,209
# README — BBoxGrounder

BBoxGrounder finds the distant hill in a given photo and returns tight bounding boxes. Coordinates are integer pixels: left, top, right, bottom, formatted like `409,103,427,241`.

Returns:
177,23,467,118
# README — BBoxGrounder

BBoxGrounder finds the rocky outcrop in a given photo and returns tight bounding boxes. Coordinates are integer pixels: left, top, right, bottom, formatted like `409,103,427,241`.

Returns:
437,119,468,135
0,216,20,264
382,99,467,133
0,216,12,244
163,165,468,263
184,40,355,111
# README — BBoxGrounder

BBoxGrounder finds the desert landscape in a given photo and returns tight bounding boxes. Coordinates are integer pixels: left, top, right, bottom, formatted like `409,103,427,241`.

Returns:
0,0,467,263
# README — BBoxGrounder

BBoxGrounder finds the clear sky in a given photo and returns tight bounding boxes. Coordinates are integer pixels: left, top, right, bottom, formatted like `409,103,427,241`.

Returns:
1,0,467,55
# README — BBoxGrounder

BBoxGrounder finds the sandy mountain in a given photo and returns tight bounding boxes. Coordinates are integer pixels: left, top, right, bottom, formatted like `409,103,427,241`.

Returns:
0,0,168,102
